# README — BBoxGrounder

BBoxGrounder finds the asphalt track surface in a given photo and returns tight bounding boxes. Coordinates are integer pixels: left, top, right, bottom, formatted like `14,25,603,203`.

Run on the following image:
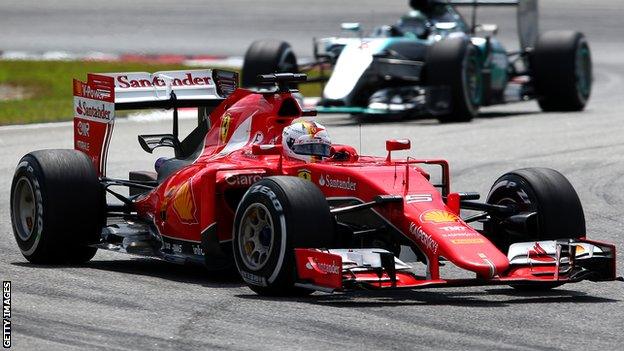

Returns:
1,1,624,350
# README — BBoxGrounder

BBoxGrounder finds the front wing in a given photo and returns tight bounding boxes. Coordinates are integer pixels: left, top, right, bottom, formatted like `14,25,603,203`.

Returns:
293,239,617,293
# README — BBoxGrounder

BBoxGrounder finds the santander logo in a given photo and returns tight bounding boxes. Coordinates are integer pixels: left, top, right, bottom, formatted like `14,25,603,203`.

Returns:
115,73,212,89
75,100,112,121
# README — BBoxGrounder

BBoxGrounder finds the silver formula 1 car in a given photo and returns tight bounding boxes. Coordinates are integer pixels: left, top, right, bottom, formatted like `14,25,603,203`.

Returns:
242,0,592,122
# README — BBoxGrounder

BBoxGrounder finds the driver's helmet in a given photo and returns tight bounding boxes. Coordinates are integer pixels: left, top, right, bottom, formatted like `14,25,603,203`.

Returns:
397,10,430,37
281,120,331,163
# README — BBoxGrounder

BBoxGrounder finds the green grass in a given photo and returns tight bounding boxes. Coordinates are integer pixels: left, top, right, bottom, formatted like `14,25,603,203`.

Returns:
0,61,197,125
0,60,324,125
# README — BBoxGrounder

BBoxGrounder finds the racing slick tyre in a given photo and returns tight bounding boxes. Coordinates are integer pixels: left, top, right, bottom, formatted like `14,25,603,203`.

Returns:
10,149,103,264
242,40,299,88
233,176,334,296
533,31,592,112
484,168,585,290
426,37,482,123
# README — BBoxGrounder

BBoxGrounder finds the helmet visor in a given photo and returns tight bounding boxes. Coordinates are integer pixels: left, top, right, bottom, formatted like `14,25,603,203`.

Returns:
292,142,331,158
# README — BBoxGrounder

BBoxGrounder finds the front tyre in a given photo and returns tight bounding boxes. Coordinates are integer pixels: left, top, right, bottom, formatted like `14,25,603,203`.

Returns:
426,37,483,123
233,177,334,296
10,150,103,264
533,31,592,111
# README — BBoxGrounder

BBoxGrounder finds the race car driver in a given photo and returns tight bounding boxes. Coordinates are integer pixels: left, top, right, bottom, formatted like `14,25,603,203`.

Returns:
281,120,332,163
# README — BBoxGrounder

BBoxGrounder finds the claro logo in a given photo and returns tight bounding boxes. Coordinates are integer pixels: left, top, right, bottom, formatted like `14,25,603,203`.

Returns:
225,174,263,186
115,73,212,88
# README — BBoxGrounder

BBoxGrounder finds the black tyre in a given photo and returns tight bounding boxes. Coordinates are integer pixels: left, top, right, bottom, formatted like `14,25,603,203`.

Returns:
426,37,482,122
233,176,334,296
241,40,299,88
533,31,592,111
484,167,585,252
10,149,103,264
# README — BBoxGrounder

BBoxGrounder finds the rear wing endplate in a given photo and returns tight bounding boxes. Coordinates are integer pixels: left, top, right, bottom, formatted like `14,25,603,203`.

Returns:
73,69,238,176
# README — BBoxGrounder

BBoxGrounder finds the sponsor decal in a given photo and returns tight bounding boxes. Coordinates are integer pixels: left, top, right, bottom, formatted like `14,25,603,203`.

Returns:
76,121,90,137
443,232,477,238
528,242,555,262
3,281,10,348
297,169,312,181
439,225,465,232
75,98,113,122
172,179,199,225
74,80,109,100
450,238,485,245
219,112,231,143
225,174,263,186
420,210,460,224
439,226,480,238
76,140,90,152
406,194,433,203
115,73,211,89
409,222,439,254
317,261,340,274
318,174,357,191
305,259,341,274
192,244,203,256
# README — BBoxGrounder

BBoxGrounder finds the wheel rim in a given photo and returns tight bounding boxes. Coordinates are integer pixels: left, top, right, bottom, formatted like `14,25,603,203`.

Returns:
575,44,591,102
13,177,37,241
238,203,275,271
463,51,483,108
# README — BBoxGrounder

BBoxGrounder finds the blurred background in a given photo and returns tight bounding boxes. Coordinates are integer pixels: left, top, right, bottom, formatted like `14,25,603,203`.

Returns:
1,0,621,58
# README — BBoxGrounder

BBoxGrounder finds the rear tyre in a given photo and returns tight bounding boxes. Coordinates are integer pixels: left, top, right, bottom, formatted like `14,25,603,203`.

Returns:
533,31,592,111
233,177,334,296
426,37,482,122
241,40,299,88
10,150,103,264
484,168,585,291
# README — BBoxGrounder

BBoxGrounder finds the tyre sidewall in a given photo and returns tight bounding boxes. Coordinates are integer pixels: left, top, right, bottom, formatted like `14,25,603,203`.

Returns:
10,156,49,258
233,183,291,288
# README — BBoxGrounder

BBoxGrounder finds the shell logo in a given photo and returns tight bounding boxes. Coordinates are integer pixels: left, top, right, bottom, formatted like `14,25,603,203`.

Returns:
172,179,198,224
420,210,460,224
220,112,232,143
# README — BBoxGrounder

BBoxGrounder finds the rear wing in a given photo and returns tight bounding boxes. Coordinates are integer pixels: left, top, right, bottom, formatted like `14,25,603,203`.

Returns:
102,69,238,110
434,0,539,51
73,69,238,176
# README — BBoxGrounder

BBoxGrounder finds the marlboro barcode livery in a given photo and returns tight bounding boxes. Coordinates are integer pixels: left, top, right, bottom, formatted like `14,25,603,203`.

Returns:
9,70,616,296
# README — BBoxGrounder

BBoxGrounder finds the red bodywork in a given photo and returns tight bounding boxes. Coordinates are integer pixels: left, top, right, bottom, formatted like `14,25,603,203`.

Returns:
73,72,617,292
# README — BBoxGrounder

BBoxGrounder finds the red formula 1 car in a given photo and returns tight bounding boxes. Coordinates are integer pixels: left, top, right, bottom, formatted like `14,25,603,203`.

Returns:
10,70,617,295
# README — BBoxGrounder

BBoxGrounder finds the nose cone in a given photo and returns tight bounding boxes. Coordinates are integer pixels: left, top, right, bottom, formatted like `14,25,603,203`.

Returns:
460,250,510,279
409,209,510,278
